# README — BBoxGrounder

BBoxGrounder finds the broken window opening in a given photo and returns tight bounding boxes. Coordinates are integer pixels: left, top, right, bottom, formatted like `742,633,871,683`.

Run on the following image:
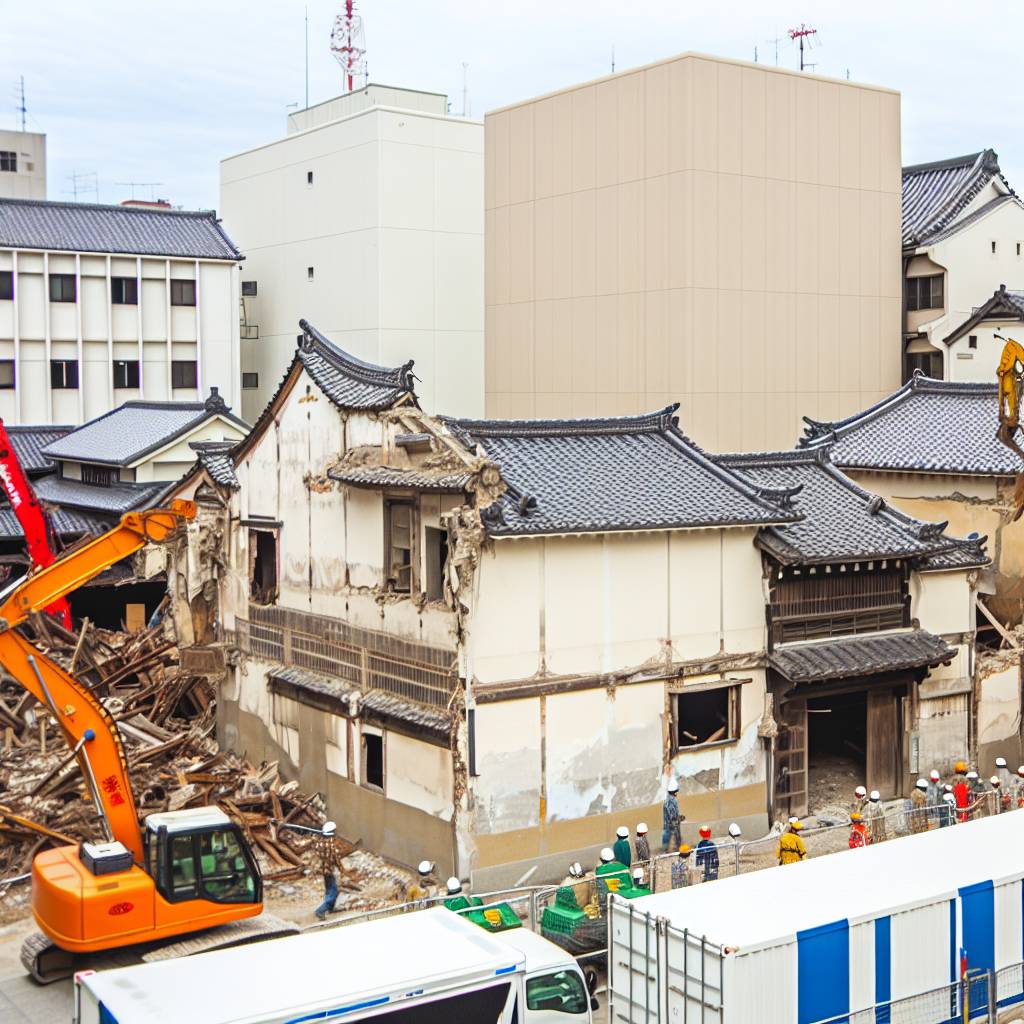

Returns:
249,529,278,605
424,526,448,602
672,684,740,750
362,730,384,791
385,500,415,593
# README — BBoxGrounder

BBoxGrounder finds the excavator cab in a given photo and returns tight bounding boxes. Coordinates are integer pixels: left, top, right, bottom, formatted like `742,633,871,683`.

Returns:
143,808,262,907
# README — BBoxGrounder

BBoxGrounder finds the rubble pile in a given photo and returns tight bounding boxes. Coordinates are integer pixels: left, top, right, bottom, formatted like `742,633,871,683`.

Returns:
0,615,361,893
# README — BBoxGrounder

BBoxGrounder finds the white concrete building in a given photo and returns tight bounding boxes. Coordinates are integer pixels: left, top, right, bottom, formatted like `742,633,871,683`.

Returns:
220,84,484,422
902,149,1024,379
0,130,45,200
0,198,242,424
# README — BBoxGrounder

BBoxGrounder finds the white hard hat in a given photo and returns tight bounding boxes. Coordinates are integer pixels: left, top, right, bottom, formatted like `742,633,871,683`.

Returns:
944,783,953,792
632,868,644,882
636,822,648,834
991,776,1001,787
869,790,880,801
667,779,679,793
929,769,940,781
616,826,629,839
966,770,979,781
788,816,799,825
600,847,614,863
417,860,434,875
571,862,583,877
446,877,462,895
943,793,956,805
996,757,1008,768
322,820,337,836
1018,765,1024,777
854,785,867,798
728,822,742,839
916,779,928,790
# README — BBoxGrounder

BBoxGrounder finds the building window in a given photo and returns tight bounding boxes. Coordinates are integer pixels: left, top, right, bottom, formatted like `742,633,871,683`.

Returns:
50,359,79,389
905,350,943,380
672,684,740,750
424,526,448,601
0,271,12,300
242,372,259,389
905,275,943,312
113,360,140,389
992,241,998,255
241,280,257,296
171,360,198,389
0,361,14,389
249,529,278,604
82,464,116,487
1017,243,1022,257
170,279,196,306
0,151,15,172
111,276,138,305
306,170,314,186
49,274,76,303
385,500,415,592
968,335,978,350
307,266,314,281
362,730,384,791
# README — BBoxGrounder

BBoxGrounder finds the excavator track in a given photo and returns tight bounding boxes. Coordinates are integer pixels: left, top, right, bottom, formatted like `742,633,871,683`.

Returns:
21,916,300,985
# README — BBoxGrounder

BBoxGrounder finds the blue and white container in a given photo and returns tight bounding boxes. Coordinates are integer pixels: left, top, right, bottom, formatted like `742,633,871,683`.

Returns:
608,812,1024,1024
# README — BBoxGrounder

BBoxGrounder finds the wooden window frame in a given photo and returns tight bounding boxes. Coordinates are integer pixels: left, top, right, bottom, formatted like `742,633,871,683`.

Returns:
81,464,116,487
384,499,417,594
905,274,943,312
669,680,742,753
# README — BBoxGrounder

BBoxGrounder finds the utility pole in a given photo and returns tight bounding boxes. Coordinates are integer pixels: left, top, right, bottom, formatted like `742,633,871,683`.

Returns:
17,76,26,132
788,24,817,71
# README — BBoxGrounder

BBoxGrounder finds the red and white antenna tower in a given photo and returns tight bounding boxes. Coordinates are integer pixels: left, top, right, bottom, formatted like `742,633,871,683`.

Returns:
788,24,817,72
330,1,367,93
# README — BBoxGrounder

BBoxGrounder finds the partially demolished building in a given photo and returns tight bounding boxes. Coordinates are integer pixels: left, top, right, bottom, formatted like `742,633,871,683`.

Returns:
171,323,1000,886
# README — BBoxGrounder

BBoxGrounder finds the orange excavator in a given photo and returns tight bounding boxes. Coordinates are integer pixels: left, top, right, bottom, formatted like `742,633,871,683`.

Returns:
3,501,291,983
995,333,1024,520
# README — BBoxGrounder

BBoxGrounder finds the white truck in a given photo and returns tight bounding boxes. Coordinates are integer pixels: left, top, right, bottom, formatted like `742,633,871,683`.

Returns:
74,905,595,1024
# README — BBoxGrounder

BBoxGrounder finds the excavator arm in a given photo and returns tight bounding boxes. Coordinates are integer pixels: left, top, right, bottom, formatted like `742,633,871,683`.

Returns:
995,334,1024,521
0,500,195,862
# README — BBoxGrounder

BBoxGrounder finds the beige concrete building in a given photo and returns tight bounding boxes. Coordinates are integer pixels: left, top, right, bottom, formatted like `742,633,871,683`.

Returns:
485,52,903,451
0,130,45,200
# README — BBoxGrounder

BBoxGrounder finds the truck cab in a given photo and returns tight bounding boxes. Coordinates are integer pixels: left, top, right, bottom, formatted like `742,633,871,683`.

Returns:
497,926,595,1022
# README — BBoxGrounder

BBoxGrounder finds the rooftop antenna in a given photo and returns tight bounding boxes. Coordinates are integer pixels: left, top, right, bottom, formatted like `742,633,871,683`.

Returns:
330,0,367,93
611,46,615,73
65,171,98,203
460,63,470,117
16,76,26,132
753,45,758,63
116,181,163,202
788,24,817,72
305,6,309,109
766,30,785,66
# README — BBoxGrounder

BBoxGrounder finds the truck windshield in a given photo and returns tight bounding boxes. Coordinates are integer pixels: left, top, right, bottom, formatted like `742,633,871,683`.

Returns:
526,970,588,1014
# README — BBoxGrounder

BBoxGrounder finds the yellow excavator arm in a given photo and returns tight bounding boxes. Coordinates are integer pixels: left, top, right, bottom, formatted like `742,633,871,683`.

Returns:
0,501,195,862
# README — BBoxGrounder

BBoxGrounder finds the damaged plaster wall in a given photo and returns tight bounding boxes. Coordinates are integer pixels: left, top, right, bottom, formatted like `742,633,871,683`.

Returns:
977,658,1023,770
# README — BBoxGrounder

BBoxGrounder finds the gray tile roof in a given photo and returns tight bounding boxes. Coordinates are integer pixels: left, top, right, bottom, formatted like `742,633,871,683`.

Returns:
770,630,956,684
902,149,1007,248
0,505,106,541
923,194,1023,246
189,440,239,488
0,198,241,260
34,475,165,515
297,320,416,411
2,425,72,474
800,374,1022,476
943,284,1024,346
719,449,988,570
327,465,471,491
42,390,247,469
445,406,800,538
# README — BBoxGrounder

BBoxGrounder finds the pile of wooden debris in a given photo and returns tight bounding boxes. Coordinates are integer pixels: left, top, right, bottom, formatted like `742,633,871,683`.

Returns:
0,614,342,887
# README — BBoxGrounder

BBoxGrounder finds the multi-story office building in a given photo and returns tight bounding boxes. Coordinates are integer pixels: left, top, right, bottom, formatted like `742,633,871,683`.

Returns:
221,84,484,421
0,198,242,424
0,130,45,200
485,52,904,451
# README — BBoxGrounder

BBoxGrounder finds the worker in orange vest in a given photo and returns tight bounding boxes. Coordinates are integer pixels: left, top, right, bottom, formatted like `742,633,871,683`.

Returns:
848,812,869,848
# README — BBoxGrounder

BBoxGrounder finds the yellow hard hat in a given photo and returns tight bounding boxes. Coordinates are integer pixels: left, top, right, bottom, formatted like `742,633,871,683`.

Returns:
955,761,967,773
790,820,803,831
850,812,862,822
678,844,692,855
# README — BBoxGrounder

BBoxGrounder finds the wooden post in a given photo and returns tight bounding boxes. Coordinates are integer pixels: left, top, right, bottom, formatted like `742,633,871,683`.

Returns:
4,727,11,751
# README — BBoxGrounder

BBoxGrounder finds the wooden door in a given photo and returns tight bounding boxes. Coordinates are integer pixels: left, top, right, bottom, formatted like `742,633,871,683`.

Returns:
867,689,900,798
775,699,808,819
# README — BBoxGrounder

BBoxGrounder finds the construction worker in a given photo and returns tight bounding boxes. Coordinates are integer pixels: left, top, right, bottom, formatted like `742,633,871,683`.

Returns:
629,867,650,896
613,826,632,868
966,770,985,818
995,756,1011,791
1016,766,1024,809
313,821,345,921
595,847,628,911
443,877,471,911
695,825,719,882
953,769,970,823
990,776,1007,814
777,819,807,865
634,822,651,872
909,778,929,833
851,784,868,816
939,785,955,827
848,812,868,848
662,778,683,852
671,845,693,889
406,860,438,905
926,769,943,811
865,790,887,844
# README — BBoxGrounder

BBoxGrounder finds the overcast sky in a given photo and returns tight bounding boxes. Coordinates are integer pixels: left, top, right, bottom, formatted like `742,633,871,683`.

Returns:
3,0,1023,211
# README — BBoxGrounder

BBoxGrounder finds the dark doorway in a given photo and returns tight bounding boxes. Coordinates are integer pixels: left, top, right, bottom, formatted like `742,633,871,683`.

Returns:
250,530,278,604
806,690,867,814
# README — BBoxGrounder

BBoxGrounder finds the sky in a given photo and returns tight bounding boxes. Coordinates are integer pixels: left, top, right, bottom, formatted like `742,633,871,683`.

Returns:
3,0,1024,211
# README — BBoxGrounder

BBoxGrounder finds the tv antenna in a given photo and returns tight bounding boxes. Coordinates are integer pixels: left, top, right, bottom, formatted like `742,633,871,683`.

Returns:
16,76,26,132
330,0,367,93
788,24,817,71
65,171,99,203
766,30,786,66
116,182,163,202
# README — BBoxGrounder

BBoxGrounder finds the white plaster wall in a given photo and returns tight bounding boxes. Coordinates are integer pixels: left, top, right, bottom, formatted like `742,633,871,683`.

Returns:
978,664,1021,750
386,731,454,821
847,469,998,504
0,130,46,200
909,569,974,636
947,319,1020,384
473,697,542,834
325,714,348,777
